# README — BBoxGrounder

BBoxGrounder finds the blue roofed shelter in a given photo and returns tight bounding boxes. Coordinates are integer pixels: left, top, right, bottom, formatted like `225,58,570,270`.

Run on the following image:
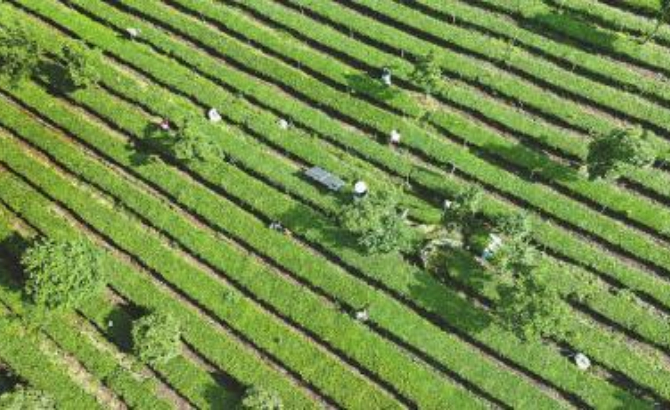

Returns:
304,166,345,192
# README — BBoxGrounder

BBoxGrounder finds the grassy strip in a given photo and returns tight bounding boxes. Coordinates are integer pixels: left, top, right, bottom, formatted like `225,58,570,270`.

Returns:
0,284,173,410
0,320,103,410
0,270,104,410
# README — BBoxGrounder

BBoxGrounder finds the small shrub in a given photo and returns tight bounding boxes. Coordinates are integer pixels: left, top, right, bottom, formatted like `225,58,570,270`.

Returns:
172,123,224,163
409,50,443,95
60,42,101,89
0,22,41,85
339,189,414,254
132,311,181,366
444,185,484,230
586,127,657,181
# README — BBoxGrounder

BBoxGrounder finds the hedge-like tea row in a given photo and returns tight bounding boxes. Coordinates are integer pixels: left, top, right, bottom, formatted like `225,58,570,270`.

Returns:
77,296,242,409
0,263,104,410
9,0,670,374
414,0,670,106
67,0,670,270
541,0,670,43
2,0,668,406
0,154,321,410
6,7,670,406
0,264,173,410
0,98,494,409
0,72,573,408
2,80,652,406
220,0,670,223
32,0,664,286
349,0,670,135
0,132,416,409
472,0,670,73
0,215,241,410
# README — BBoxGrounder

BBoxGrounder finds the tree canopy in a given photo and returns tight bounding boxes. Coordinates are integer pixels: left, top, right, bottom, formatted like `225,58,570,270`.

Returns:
586,127,657,181
241,387,283,410
0,22,41,85
339,189,414,254
488,212,537,273
60,42,101,89
409,50,443,95
495,267,569,340
172,122,224,163
132,311,182,366
0,386,55,410
444,185,484,229
21,239,107,310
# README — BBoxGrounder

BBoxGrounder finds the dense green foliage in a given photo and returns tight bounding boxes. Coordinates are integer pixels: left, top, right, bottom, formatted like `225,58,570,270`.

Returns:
0,386,55,410
444,185,484,229
488,213,537,273
21,239,107,310
241,387,283,410
409,50,443,95
132,311,182,366
0,22,41,85
60,42,101,89
586,127,657,180
172,124,223,163
339,189,414,254
495,268,570,340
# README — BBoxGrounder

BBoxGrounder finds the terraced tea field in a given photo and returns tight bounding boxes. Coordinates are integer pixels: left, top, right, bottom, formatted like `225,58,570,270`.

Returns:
0,0,669,408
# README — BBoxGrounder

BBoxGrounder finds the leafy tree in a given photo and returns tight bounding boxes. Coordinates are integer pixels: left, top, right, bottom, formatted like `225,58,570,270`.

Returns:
132,311,181,366
60,42,101,89
241,387,283,410
488,237,537,274
0,386,55,410
586,127,657,181
489,212,537,273
339,189,414,254
21,239,107,310
495,267,569,340
172,122,223,163
409,50,443,95
0,22,41,85
444,185,484,229
494,212,533,239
